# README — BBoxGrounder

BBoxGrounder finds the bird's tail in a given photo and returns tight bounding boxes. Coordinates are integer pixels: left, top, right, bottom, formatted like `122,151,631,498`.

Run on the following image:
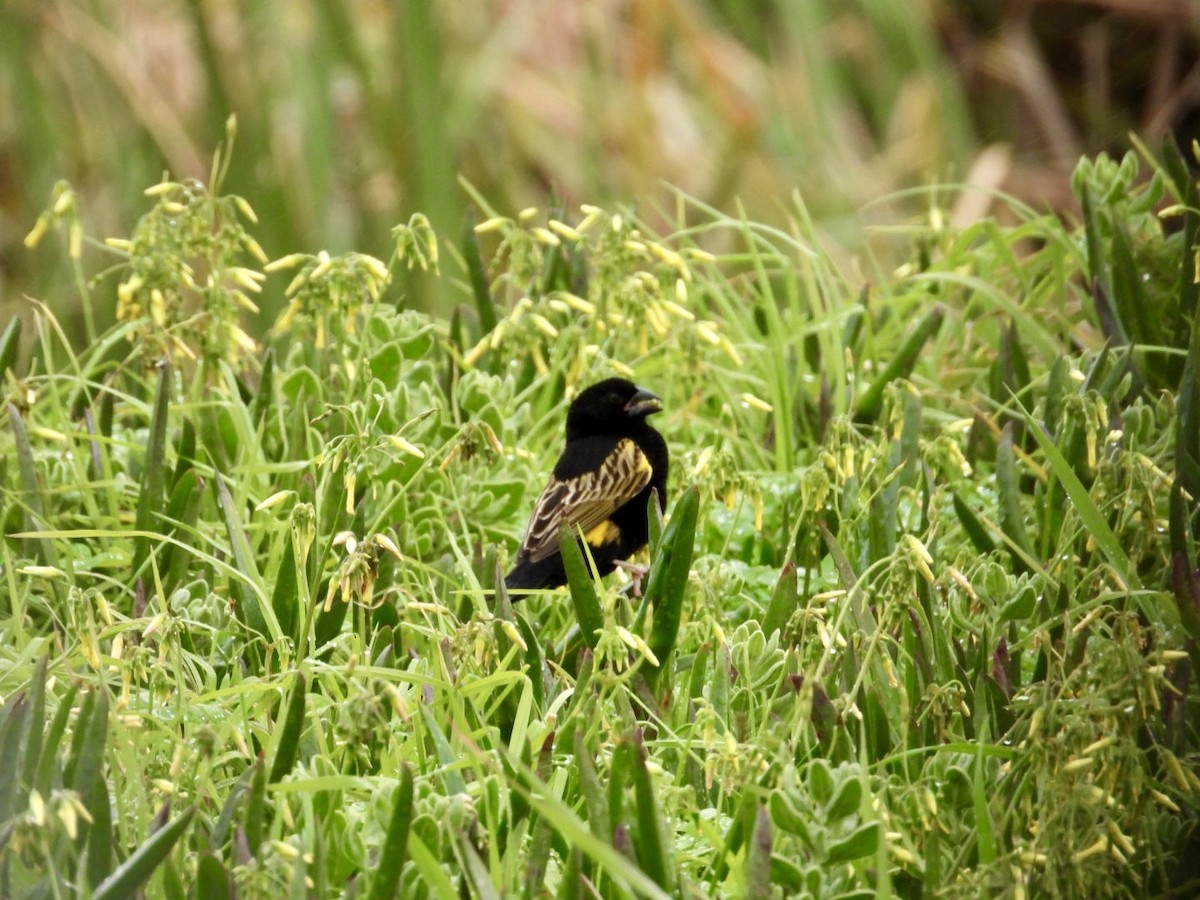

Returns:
503,556,564,592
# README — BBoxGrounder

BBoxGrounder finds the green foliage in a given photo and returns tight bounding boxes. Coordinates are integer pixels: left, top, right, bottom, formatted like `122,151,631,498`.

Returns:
1,139,1199,898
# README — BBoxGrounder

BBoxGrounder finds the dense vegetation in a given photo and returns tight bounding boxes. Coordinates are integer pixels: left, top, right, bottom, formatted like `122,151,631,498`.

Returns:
1,129,1199,897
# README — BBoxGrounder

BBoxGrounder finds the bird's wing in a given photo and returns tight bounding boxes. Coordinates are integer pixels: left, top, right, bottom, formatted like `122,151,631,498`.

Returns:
521,437,654,563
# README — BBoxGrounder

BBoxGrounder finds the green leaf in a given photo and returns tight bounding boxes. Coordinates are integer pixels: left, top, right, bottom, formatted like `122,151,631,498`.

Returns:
92,805,195,900
1013,396,1140,590
70,685,109,810
245,754,267,856
630,730,673,891
642,487,699,688
213,473,279,640
461,210,498,336
0,315,20,375
763,562,798,638
1000,586,1036,623
572,728,610,842
132,359,172,579
559,525,603,650
7,402,59,571
268,671,307,783
194,853,233,899
826,774,863,821
854,304,944,422
971,732,997,865
368,764,415,900
953,492,995,554
825,821,879,864
0,693,28,824
996,423,1033,571
744,805,772,899
768,790,812,844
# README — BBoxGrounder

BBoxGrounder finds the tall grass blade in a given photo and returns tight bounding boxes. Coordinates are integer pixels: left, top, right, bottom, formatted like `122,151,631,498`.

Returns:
268,671,307,783
559,525,603,650
368,763,415,900
132,359,171,580
91,805,195,900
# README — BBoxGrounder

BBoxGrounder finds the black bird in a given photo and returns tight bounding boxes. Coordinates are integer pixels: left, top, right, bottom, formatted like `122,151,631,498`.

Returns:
504,377,669,592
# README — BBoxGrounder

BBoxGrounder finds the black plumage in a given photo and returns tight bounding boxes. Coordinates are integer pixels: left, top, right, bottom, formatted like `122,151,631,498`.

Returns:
504,378,669,592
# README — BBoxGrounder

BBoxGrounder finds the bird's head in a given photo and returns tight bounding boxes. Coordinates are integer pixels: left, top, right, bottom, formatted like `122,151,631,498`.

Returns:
566,377,662,438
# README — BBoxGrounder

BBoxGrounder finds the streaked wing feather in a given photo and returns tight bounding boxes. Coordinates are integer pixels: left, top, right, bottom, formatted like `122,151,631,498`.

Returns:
522,438,652,563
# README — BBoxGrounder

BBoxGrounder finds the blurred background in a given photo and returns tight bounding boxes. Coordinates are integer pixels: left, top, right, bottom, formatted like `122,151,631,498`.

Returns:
2,0,1198,334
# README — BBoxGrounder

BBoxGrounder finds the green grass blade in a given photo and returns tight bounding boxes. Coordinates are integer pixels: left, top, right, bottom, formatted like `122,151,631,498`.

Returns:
0,316,19,375
268,671,307,783
70,685,109,810
461,211,497,335
630,730,674,891
854,304,944,422
744,805,772,899
1013,396,1140,590
213,473,279,640
763,561,798,638
91,805,196,900
7,402,59,570
194,853,234,899
643,487,699,689
368,763,415,900
559,525,603,650
132,359,171,579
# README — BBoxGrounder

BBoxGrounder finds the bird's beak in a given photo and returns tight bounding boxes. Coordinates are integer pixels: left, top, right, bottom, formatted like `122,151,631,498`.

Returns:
624,387,663,417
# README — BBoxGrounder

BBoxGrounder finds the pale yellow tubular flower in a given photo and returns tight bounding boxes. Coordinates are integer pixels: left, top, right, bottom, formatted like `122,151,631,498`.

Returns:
104,236,132,252
518,206,539,221
310,251,333,280
24,216,49,248
30,426,68,442
500,619,528,651
374,533,402,559
463,334,491,368
275,299,301,333
548,219,582,242
232,291,261,314
284,269,310,297
19,566,64,578
389,435,426,458
234,195,258,223
266,253,308,273
474,216,510,234
695,321,721,346
739,393,773,414
362,254,390,284
532,227,561,247
531,314,559,339
149,289,167,326
231,326,257,354
607,359,635,379
255,490,293,512
560,292,596,315
644,303,669,338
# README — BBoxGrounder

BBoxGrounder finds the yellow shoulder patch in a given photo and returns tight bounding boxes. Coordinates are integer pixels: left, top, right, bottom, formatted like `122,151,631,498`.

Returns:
584,519,622,547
